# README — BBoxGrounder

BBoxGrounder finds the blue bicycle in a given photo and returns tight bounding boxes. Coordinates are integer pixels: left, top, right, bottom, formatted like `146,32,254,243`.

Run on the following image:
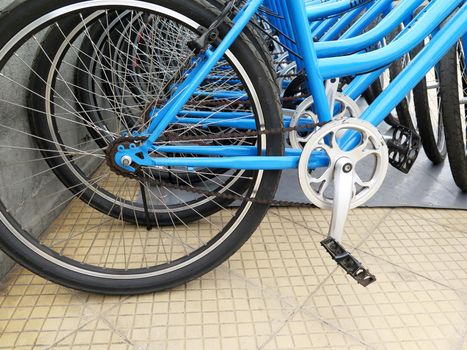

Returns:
0,0,464,294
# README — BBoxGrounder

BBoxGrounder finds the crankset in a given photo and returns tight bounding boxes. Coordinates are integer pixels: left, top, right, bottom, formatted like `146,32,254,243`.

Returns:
298,118,389,286
289,93,361,149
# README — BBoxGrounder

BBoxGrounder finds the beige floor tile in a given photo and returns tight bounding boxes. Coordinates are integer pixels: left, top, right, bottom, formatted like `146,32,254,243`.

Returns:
227,208,391,302
401,209,467,233
359,209,467,291
0,270,95,349
48,319,135,350
260,311,371,350
227,215,336,303
101,268,294,350
269,207,392,243
300,252,467,350
460,336,467,350
0,207,466,350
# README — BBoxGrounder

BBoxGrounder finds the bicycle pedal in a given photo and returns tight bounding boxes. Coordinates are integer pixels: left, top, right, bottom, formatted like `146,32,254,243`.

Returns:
321,237,376,287
387,125,421,174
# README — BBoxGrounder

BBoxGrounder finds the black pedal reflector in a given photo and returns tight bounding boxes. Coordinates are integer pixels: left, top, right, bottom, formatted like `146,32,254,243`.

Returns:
321,237,376,287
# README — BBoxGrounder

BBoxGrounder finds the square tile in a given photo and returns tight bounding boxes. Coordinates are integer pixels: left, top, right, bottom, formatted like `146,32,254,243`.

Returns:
227,208,391,302
0,269,95,349
359,210,467,291
300,252,467,350
260,311,370,350
103,269,294,350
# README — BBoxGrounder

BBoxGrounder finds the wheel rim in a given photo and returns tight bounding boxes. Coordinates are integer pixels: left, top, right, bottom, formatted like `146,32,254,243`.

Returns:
0,1,272,278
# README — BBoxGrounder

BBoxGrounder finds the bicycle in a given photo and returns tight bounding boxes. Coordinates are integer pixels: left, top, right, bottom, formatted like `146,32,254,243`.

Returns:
0,0,464,294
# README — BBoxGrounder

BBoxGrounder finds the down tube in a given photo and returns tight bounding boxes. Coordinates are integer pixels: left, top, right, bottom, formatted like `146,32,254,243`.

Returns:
345,4,467,147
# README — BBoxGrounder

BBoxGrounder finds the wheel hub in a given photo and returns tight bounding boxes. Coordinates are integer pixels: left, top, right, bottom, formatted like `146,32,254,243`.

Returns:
105,137,146,179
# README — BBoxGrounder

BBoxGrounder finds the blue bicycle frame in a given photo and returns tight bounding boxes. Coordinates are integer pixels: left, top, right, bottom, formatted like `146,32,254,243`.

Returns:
148,0,421,130
115,0,467,173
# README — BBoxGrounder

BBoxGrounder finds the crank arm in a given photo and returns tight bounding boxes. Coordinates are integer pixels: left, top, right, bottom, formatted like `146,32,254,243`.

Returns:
329,157,354,243
321,157,376,287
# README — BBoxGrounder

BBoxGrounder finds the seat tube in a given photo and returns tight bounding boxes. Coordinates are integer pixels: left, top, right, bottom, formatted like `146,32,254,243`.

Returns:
284,0,332,122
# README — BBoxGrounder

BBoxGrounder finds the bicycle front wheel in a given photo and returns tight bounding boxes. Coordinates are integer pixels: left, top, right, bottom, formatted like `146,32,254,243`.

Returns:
0,0,283,294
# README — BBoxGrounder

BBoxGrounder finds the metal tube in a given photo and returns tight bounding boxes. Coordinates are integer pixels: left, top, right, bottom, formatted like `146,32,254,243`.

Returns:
319,0,464,79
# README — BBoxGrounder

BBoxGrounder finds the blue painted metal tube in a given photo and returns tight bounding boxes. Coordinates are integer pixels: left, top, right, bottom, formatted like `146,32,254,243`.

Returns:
178,111,252,119
174,115,305,130
343,67,385,99
342,3,467,150
462,34,467,72
339,0,392,39
342,0,424,99
320,5,368,41
153,146,306,158
343,9,424,101
275,0,296,54
308,20,322,34
175,117,257,130
318,0,464,79
150,156,300,170
268,0,283,43
285,0,331,123
136,154,328,171
155,145,258,157
144,0,263,145
313,16,340,39
204,76,241,84
270,0,286,47
193,90,247,100
315,0,425,58
306,0,373,21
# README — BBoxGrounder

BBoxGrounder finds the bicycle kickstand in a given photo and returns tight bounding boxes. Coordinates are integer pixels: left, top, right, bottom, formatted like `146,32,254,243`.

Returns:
320,157,377,287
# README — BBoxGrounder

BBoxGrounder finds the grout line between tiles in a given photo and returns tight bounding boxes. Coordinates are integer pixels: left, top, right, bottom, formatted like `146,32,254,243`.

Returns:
98,313,138,348
356,247,467,298
268,208,324,236
401,208,467,234
455,311,467,350
43,317,99,350
258,208,395,350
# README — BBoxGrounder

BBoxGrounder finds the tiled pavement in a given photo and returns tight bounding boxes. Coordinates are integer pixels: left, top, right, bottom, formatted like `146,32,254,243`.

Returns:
0,207,466,350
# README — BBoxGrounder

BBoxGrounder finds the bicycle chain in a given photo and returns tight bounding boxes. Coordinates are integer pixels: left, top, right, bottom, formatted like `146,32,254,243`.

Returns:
106,121,329,208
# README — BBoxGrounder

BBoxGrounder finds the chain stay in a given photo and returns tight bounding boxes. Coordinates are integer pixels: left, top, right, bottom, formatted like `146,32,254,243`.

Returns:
106,121,329,208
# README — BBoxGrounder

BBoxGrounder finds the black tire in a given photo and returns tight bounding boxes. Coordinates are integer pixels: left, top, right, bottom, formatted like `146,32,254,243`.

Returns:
409,3,447,164
439,41,467,191
0,0,283,294
412,41,447,164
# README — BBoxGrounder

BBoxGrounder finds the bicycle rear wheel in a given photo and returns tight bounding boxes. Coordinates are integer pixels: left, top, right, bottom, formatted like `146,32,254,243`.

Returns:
0,0,283,294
